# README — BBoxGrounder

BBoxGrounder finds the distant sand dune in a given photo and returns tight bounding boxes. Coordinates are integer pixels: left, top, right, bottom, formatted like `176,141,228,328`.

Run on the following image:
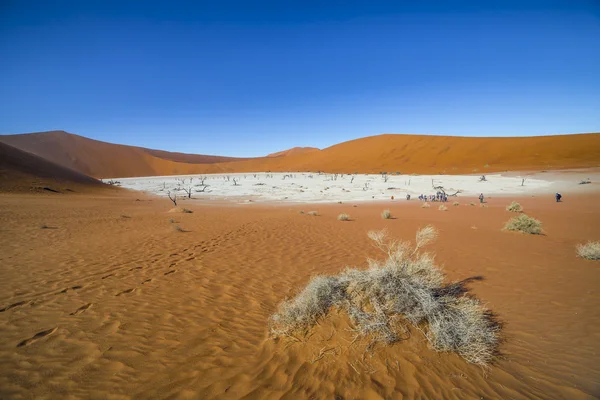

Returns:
1,131,599,178
0,141,106,193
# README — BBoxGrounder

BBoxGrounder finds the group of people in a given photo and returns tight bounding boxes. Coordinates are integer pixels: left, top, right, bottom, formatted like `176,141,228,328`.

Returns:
409,192,563,203
418,191,449,202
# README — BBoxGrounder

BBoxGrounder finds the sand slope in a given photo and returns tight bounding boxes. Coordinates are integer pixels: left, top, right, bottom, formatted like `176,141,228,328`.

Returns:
2,131,599,178
267,147,320,158
0,131,246,178
0,192,598,399
0,142,105,193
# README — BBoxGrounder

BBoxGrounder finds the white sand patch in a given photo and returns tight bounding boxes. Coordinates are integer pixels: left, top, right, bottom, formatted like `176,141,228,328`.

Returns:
106,171,598,204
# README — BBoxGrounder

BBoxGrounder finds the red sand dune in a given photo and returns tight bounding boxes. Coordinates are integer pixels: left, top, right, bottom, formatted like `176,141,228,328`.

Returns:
1,131,599,178
0,131,245,178
0,141,105,193
267,146,320,158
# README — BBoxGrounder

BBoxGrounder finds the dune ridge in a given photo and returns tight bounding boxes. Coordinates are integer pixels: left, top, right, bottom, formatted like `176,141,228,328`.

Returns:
0,141,105,193
1,131,599,179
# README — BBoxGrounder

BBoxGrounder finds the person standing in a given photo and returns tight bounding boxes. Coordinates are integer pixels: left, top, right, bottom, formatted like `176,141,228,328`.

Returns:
479,193,484,204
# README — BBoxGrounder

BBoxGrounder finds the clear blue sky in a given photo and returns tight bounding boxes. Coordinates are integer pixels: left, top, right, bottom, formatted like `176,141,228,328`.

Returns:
1,1,599,156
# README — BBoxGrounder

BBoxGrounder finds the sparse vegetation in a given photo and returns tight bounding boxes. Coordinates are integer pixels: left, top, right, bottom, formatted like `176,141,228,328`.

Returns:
172,224,185,232
299,210,305,214
504,214,542,235
506,202,523,212
120,214,131,219
183,208,193,213
421,202,430,208
381,209,392,219
439,205,448,211
453,202,460,206
576,241,600,260
307,211,318,216
40,223,49,229
269,227,500,366
469,202,475,206
337,213,350,221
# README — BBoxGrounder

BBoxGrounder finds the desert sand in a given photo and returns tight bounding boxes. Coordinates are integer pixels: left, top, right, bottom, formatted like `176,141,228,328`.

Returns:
1,131,599,178
1,184,599,399
1,132,599,399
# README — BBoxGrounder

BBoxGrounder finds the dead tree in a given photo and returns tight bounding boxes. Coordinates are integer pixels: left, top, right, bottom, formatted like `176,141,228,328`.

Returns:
363,182,370,191
167,191,177,206
479,175,487,182
521,178,525,186
195,185,210,193
182,186,193,198
432,179,461,197
233,178,239,186
350,175,355,184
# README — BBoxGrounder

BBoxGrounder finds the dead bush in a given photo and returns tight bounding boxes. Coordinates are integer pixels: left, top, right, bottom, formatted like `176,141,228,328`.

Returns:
270,227,500,366
576,241,600,260
504,214,542,234
506,202,523,212
381,210,392,219
337,213,350,221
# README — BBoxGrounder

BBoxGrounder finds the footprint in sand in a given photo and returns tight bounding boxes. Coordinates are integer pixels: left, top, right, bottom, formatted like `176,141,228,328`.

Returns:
0,300,29,313
102,273,115,279
17,327,58,347
116,288,136,296
164,270,176,276
59,285,83,294
70,303,93,315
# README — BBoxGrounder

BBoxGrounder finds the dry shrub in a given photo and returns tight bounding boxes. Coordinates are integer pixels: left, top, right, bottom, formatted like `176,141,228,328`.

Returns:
480,204,488,208
168,207,193,214
381,209,392,219
299,210,305,214
270,227,500,366
172,224,185,233
453,202,460,206
506,201,523,212
307,211,318,216
576,241,600,260
439,205,448,211
469,202,475,206
421,202,431,208
504,214,542,234
39,223,49,229
338,213,350,221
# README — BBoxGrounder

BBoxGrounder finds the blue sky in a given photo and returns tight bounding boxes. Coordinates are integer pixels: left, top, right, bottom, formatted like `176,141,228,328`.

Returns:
1,0,599,156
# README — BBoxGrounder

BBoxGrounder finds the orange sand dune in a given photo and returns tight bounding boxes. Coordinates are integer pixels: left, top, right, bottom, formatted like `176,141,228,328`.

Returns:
0,141,106,193
204,133,600,175
0,131,246,178
267,146,320,158
0,191,598,398
1,131,599,178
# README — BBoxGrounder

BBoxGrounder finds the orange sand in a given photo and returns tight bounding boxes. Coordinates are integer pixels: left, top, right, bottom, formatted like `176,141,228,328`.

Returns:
1,131,599,178
0,189,598,399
